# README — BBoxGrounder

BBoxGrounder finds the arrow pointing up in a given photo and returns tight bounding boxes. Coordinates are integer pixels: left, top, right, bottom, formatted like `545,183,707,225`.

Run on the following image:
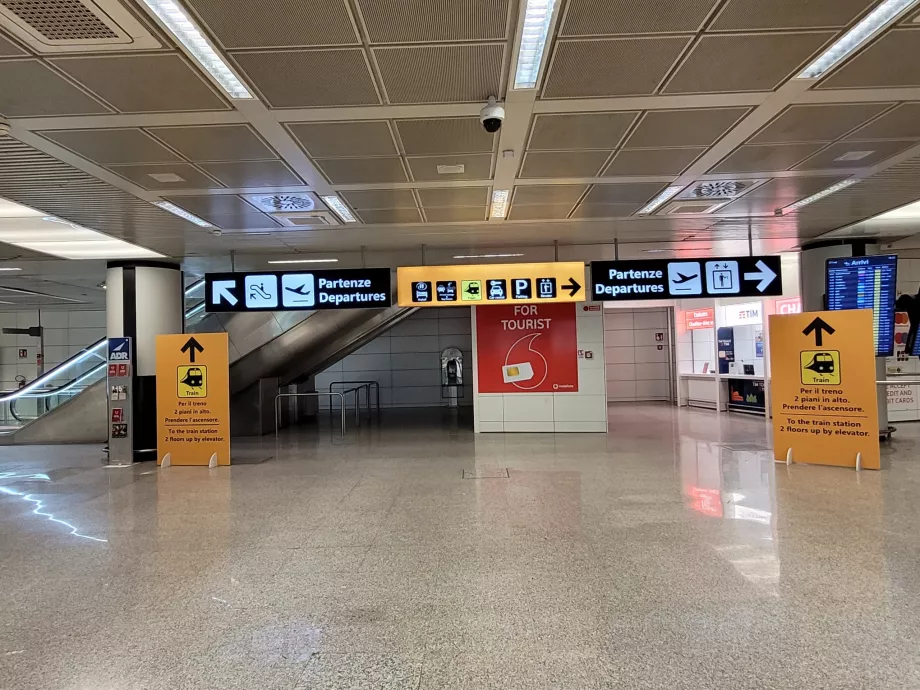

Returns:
212,280,238,306
803,317,835,347
743,260,777,292
181,337,205,363
562,277,582,297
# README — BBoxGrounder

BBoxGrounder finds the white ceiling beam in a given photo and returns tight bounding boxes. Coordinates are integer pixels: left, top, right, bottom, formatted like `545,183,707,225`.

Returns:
794,86,920,104
7,111,247,131
532,93,768,113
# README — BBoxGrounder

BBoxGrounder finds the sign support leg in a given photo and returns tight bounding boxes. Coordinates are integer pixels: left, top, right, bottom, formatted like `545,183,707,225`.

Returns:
786,448,793,465
161,452,171,468
855,452,862,472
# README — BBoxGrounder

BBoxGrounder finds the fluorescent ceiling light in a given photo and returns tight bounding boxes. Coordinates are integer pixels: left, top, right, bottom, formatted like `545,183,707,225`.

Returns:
184,280,204,296
0,285,83,302
513,0,558,89
0,216,164,260
0,198,43,218
153,201,214,228
268,258,339,264
138,0,252,98
874,199,920,220
453,253,524,259
798,0,919,79
489,190,509,219
780,179,858,214
637,186,685,215
0,267,21,271
321,195,357,223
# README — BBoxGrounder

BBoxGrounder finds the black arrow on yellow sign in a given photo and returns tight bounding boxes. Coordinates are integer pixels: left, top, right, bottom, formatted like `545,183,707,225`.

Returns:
802,317,835,347
181,336,205,363
562,277,582,297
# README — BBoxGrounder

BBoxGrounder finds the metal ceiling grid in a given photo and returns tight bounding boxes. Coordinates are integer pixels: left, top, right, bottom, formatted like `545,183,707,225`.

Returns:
406,153,494,182
527,112,640,151
794,139,920,170
106,162,224,190
559,0,719,36
519,150,612,178
623,108,751,148
603,148,706,176
37,128,183,165
508,203,577,220
417,187,490,207
708,0,873,31
844,102,920,140
354,0,511,43
423,206,487,223
395,118,496,155
0,59,111,117
196,160,304,188
356,207,423,224
314,156,408,184
0,31,26,56
817,28,920,89
341,188,418,210
581,182,667,205
287,120,398,158
162,194,258,216
146,124,279,162
749,103,897,144
511,184,589,206
711,142,827,174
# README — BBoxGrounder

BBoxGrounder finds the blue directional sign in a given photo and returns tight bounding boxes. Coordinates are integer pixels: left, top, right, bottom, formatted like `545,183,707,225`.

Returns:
204,268,393,313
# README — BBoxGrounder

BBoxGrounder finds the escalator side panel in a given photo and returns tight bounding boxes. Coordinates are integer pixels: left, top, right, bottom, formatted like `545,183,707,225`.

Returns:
0,380,107,445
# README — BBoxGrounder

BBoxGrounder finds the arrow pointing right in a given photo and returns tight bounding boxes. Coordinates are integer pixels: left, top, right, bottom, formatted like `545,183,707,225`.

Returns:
212,280,238,306
562,277,582,297
802,317,835,347
743,260,777,292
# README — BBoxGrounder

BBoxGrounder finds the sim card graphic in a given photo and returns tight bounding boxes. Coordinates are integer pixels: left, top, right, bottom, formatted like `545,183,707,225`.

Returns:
502,362,534,384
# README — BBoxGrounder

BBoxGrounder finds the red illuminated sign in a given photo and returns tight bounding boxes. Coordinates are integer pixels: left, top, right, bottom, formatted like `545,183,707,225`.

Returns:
775,297,802,314
686,308,715,331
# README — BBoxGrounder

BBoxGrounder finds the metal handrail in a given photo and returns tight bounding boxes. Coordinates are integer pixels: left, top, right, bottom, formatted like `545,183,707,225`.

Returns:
274,392,346,440
878,379,920,385
328,380,380,416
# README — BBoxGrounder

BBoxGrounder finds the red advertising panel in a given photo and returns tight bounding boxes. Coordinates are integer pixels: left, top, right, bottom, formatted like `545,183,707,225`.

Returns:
686,308,715,330
476,303,578,393
774,296,802,315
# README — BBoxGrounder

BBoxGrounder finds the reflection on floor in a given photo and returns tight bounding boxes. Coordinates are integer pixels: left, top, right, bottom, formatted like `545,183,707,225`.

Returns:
1,404,919,688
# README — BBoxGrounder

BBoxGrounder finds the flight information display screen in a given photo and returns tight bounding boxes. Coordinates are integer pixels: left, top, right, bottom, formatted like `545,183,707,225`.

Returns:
826,255,898,356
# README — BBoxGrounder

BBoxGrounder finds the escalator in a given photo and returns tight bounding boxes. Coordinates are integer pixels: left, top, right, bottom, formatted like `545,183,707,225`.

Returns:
0,282,414,445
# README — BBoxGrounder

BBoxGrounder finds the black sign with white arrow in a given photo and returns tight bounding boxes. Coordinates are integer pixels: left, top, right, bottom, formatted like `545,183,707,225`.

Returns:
204,268,392,313
590,256,783,302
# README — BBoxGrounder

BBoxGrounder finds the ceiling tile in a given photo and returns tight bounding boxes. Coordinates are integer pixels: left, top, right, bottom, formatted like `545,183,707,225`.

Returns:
374,44,503,104
543,37,691,98
818,30,920,89
560,0,718,35
288,121,396,158
583,182,665,204
711,143,825,173
749,103,895,144
0,32,26,56
183,0,358,49
146,125,277,162
570,203,643,218
512,185,588,205
197,160,304,187
742,176,847,200
417,187,489,207
423,207,487,222
107,163,223,190
342,189,417,209
38,129,182,165
508,204,574,220
407,154,492,181
0,60,110,117
198,213,281,230
793,140,920,170
844,103,920,140
528,112,639,150
396,118,495,155
662,32,834,94
314,157,408,183
357,207,422,224
231,49,380,107
50,55,228,113
714,196,796,215
163,195,258,216
520,151,610,178
603,148,704,176
624,108,750,148
710,0,871,30
358,0,510,42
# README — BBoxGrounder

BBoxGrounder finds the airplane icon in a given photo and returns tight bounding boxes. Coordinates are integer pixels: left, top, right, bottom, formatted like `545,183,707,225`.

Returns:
673,272,697,284
285,284,312,297
281,273,316,308
667,262,703,295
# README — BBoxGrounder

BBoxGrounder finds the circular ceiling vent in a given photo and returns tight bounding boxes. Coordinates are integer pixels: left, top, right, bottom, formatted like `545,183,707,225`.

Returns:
255,194,315,212
692,181,747,199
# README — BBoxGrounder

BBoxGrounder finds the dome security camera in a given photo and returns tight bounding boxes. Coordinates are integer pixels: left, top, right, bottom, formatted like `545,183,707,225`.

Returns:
480,97,504,133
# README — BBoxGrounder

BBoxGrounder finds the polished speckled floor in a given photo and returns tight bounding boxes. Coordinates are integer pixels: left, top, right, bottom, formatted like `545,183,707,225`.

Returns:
2,404,920,689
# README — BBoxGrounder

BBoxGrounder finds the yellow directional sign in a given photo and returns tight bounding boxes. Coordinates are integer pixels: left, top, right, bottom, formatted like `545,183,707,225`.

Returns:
156,333,230,466
397,262,586,307
770,310,879,470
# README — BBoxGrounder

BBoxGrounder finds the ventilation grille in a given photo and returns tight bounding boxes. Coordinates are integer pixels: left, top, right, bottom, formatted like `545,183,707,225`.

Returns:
242,193,317,213
272,210,339,227
689,180,754,199
0,0,159,51
663,200,725,215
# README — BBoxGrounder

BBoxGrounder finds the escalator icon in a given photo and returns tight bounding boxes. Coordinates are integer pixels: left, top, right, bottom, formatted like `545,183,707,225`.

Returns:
800,350,840,385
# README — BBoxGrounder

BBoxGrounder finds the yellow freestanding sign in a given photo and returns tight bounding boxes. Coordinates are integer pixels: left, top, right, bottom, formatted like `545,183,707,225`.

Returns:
156,333,230,466
397,262,586,307
770,309,880,469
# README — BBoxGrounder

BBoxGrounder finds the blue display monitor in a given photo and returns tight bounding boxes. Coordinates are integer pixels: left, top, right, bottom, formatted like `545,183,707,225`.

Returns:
826,255,898,356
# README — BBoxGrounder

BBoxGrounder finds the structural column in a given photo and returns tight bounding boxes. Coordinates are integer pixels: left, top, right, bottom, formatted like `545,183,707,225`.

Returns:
106,261,183,459
799,240,888,437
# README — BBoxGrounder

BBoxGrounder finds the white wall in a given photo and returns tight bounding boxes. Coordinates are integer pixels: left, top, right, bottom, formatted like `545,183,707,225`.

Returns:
474,304,607,433
314,307,473,408
604,308,671,402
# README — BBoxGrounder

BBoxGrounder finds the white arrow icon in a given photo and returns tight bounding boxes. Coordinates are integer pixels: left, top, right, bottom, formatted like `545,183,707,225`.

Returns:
743,260,777,292
212,280,238,306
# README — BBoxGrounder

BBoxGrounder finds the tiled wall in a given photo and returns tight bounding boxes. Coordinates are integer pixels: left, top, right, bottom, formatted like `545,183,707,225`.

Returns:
604,308,671,402
0,310,107,422
314,307,473,408
474,304,607,433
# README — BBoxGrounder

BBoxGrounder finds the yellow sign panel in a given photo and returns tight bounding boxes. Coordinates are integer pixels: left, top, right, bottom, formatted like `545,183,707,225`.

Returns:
156,333,230,466
770,310,879,470
397,262,586,307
